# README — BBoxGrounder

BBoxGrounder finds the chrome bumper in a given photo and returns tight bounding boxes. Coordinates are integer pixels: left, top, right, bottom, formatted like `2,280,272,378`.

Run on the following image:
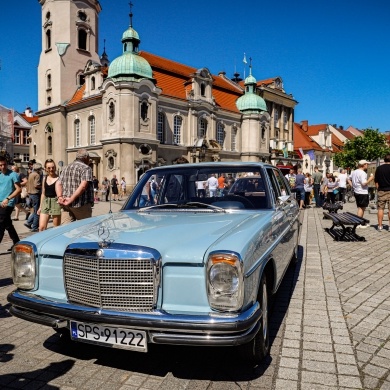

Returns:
8,290,262,347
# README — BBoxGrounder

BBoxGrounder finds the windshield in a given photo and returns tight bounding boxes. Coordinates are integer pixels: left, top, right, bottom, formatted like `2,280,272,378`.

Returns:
124,165,272,211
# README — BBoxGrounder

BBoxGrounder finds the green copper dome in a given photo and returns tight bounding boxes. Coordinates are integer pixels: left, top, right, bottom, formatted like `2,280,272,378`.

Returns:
107,24,153,81
236,70,267,113
108,53,153,79
122,26,139,41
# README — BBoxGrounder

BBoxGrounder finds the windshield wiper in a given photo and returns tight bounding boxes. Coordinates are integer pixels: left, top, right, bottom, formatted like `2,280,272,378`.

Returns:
139,202,225,212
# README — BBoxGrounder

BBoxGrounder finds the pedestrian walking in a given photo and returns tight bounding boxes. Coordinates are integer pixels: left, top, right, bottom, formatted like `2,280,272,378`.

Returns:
56,149,94,224
101,177,110,201
38,159,62,231
324,175,339,204
337,169,348,203
312,166,323,207
25,163,42,232
120,177,127,200
11,165,29,221
304,173,313,207
111,175,119,201
348,160,375,223
374,154,390,231
295,168,306,209
0,156,21,251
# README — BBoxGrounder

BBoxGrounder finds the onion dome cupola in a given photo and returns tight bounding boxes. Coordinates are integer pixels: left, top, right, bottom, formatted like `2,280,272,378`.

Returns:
236,62,267,113
107,7,153,81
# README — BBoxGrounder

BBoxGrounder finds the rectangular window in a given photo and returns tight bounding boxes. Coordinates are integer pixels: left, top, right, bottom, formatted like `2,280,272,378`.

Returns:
231,128,236,152
14,129,20,144
89,117,96,145
75,120,80,147
23,153,30,162
22,131,28,145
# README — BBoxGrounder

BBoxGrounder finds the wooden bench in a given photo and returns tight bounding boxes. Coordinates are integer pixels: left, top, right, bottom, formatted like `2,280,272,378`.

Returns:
323,212,370,241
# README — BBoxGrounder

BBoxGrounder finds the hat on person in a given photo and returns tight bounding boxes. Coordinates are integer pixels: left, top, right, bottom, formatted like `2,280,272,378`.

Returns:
358,159,369,166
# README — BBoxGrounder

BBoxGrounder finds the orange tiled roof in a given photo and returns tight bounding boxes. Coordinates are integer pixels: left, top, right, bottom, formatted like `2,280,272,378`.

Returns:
67,84,86,105
293,123,323,151
140,51,242,113
21,114,39,123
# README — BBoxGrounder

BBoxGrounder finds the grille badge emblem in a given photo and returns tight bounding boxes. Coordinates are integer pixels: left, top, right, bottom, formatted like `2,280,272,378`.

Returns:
96,249,104,258
98,226,111,248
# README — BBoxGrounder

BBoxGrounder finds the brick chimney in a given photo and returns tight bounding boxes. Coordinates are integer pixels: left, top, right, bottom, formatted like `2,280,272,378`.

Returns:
301,120,308,132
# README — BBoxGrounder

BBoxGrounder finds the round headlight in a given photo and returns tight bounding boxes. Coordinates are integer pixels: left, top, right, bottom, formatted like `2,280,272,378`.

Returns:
209,263,239,294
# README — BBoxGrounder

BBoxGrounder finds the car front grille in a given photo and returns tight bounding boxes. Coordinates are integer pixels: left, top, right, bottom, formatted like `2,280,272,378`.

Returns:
64,248,160,312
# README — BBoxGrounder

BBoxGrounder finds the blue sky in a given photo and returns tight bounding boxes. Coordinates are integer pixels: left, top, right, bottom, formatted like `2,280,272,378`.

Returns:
1,0,389,132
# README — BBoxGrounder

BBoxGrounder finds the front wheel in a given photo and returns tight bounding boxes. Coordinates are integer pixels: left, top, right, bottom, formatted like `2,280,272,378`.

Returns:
239,274,270,364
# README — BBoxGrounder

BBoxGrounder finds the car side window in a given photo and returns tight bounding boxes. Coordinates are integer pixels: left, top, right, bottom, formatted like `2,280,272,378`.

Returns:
273,169,290,196
266,168,281,202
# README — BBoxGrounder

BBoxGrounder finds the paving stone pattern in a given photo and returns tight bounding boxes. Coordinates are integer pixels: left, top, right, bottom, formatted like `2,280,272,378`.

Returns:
0,200,389,389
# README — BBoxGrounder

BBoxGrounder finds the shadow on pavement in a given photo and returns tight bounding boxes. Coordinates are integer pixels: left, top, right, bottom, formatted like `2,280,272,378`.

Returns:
40,249,303,383
0,277,13,288
0,359,74,389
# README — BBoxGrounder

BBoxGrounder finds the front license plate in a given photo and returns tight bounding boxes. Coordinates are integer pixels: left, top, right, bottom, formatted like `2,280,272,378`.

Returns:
70,321,147,352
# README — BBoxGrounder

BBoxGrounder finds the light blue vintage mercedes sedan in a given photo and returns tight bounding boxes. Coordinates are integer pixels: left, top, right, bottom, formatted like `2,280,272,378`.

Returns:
8,162,299,364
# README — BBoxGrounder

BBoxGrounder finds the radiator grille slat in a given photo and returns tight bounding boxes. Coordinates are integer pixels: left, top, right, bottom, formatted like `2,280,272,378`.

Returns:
64,254,156,312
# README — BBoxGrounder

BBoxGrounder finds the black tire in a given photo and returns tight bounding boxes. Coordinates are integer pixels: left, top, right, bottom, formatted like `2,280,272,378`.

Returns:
239,274,270,364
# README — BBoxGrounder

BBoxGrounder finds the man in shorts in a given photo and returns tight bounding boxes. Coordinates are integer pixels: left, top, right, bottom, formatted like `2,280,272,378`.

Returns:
374,154,390,231
348,160,375,224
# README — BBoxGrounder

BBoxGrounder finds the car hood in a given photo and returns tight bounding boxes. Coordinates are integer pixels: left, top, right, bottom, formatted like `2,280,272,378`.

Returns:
25,210,271,264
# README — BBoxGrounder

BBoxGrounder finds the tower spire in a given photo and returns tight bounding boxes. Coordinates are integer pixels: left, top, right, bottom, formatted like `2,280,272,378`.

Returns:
129,2,134,27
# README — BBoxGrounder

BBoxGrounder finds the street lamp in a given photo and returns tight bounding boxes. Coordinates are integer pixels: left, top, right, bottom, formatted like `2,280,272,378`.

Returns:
324,157,331,173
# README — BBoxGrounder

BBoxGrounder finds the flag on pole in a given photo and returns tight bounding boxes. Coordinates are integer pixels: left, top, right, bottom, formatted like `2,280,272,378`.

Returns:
243,53,247,64
307,150,315,160
297,148,304,159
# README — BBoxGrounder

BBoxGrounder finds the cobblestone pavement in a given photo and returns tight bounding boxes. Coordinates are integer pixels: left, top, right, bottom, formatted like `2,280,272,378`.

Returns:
0,200,389,389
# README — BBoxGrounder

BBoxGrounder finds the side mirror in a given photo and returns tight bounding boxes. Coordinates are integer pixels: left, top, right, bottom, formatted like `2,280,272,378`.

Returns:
278,195,291,204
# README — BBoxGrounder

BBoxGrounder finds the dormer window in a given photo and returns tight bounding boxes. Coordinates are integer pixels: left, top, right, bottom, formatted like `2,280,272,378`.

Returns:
201,83,206,97
46,11,51,20
91,76,95,90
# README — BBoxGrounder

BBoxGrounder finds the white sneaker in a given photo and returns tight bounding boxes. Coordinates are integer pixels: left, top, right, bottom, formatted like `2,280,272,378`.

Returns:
358,224,369,229
377,225,383,232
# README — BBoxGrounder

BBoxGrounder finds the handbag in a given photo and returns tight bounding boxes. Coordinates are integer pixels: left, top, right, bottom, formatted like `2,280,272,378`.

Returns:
21,187,28,199
333,189,339,194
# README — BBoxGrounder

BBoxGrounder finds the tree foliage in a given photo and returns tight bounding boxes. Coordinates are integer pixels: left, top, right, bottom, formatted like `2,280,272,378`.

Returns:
333,129,390,170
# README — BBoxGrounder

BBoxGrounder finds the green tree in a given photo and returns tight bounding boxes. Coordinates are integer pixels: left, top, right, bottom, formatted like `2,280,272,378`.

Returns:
334,128,390,170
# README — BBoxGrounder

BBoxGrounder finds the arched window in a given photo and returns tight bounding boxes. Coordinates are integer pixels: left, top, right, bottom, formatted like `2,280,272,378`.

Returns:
78,29,87,50
157,112,165,143
173,116,182,145
141,101,148,121
198,118,207,138
91,76,95,90
109,102,115,122
79,74,85,86
217,122,225,147
46,29,51,50
75,119,81,147
89,116,96,145
47,74,51,89
47,136,52,155
231,127,237,152
47,96,51,105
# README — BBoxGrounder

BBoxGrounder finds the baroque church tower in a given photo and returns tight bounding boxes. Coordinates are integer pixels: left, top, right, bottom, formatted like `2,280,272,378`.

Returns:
37,0,101,110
